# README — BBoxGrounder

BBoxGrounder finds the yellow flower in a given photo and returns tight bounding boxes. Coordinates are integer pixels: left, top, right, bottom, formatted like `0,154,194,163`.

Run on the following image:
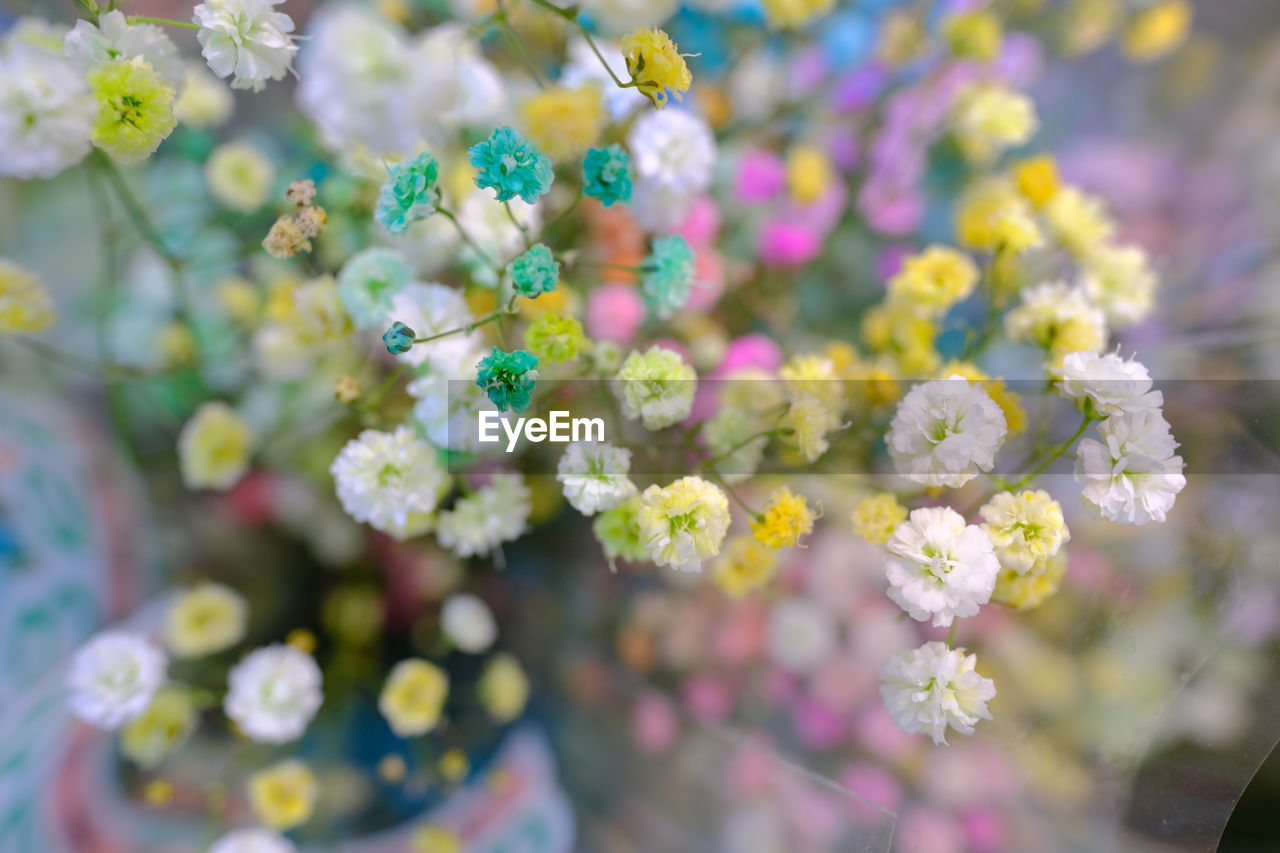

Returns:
379,659,449,737
478,653,530,723
1060,0,1122,57
637,476,731,572
761,0,835,29
955,177,1025,251
1043,185,1115,258
178,402,252,491
786,144,833,205
849,358,902,409
173,64,233,129
156,321,195,368
1123,0,1192,63
287,276,353,346
286,627,317,654
121,687,197,768
711,536,778,598
413,826,463,853
215,276,260,325
751,487,818,549
979,490,1069,574
993,551,1067,610
88,57,177,163
521,85,605,161
780,354,843,410
166,582,247,658
939,361,1027,435
851,493,906,544
878,12,927,67
888,246,979,318
1012,155,1060,208
206,141,275,213
950,83,1038,164
248,760,317,831
942,10,1003,62
621,29,692,108
0,259,55,333
439,748,469,782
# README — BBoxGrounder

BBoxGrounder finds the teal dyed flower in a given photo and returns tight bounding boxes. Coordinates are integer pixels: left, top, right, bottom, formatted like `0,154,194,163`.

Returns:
383,321,416,354
640,235,696,319
375,151,440,235
582,144,633,207
508,243,560,299
468,127,553,204
476,347,540,413
338,248,413,329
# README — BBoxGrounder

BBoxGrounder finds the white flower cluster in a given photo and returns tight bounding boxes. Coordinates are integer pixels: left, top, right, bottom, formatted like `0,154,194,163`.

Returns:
225,644,323,743
556,441,638,515
436,473,532,558
331,426,451,540
627,109,716,232
885,507,1000,628
887,377,1007,488
881,641,996,745
1058,351,1186,525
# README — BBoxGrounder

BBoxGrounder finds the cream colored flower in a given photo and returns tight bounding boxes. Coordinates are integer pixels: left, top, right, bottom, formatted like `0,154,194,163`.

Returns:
637,476,730,572
248,760,317,831
121,686,197,767
979,490,1069,575
380,658,449,737
478,653,530,723
165,582,247,657
178,402,252,491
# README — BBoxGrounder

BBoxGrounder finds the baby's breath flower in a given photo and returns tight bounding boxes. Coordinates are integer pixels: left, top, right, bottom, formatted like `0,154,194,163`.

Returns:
1043,185,1115,257
1054,350,1163,416
993,552,1067,609
614,346,697,430
262,215,311,259
226,645,323,744
0,50,95,179
338,248,413,330
334,375,360,404
1080,243,1157,327
375,151,440,235
582,143,633,207
0,259,55,333
206,141,274,212
178,402,252,491
121,687,196,768
67,632,167,729
193,0,298,92
1005,282,1108,363
637,475,731,572
479,653,530,723
761,0,835,30
942,9,1002,62
286,179,317,207
436,473,531,557
525,312,587,363
979,490,1070,575
330,426,450,538
508,243,559,299
295,205,327,238
88,57,177,163
750,487,817,549
248,760,317,831
939,361,1027,435
885,506,1000,627
1075,410,1185,525
781,394,843,462
64,11,184,88
557,441,637,516
166,582,247,657
1122,0,1192,63
441,593,497,653
620,28,692,108
521,85,605,160
468,126,553,204
592,496,648,566
379,658,449,737
1012,155,1060,208
640,235,695,319
881,641,996,745
886,378,1007,488
950,83,1037,164
702,406,768,481
887,246,979,318
852,493,907,545
210,830,296,853
767,597,838,673
173,61,234,128
476,347,539,413
711,536,778,598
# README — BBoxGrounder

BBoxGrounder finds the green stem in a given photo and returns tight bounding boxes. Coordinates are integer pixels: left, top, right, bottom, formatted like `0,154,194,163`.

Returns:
701,427,789,469
704,467,761,521
436,207,501,273
411,303,517,345
525,0,632,90
946,623,958,647
503,200,533,250
999,410,1095,492
494,0,549,88
126,15,199,30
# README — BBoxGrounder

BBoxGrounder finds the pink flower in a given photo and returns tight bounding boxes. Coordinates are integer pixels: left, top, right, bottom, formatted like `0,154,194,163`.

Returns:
854,705,918,761
759,220,821,267
839,762,903,816
685,247,725,313
682,674,733,722
632,692,679,753
897,807,965,853
811,654,873,713
674,195,720,247
858,182,924,236
586,283,644,342
792,695,849,748
726,738,777,797
736,150,786,202
717,333,782,376
961,808,1006,853
712,600,767,666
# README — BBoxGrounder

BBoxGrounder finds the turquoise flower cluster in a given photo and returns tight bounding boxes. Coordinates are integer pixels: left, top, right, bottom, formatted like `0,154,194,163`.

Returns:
383,321,416,355
582,144,633,207
640,235,696,319
468,127,553,204
375,151,440,235
508,243,560,299
338,248,412,329
476,347,540,413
